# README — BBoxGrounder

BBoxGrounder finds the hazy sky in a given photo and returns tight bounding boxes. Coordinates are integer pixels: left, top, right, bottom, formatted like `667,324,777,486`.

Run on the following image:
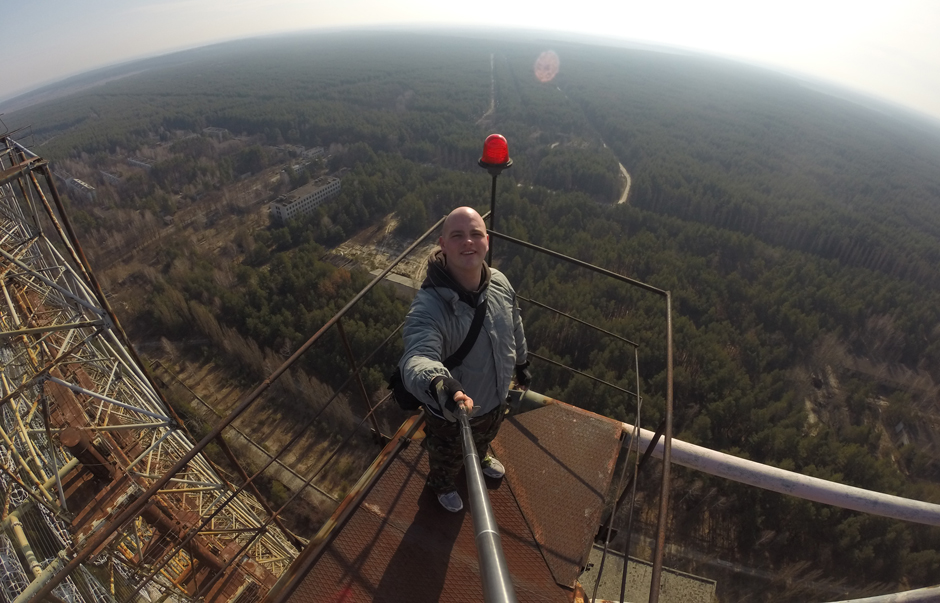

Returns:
3,0,940,121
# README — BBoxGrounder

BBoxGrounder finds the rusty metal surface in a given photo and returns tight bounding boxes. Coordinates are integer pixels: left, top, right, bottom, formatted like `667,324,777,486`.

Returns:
2,138,295,602
491,403,624,589
288,440,563,601
0,155,40,186
287,402,623,602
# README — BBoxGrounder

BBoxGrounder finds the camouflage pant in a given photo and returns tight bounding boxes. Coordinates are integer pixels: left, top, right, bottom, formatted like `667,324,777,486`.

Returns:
424,402,506,494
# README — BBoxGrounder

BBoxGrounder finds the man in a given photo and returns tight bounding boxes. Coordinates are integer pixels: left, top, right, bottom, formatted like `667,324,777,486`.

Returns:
400,206,530,512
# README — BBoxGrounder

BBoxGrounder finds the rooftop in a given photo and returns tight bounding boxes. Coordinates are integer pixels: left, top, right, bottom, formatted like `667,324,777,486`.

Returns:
277,176,339,205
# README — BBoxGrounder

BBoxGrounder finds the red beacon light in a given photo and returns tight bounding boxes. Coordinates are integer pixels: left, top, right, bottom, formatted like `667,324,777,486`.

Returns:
478,134,513,173
477,134,511,263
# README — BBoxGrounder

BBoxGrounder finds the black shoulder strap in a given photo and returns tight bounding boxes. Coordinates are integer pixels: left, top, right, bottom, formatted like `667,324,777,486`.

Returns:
442,298,486,370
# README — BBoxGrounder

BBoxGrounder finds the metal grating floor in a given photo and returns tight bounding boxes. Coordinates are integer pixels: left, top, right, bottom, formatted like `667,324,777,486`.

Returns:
491,403,625,588
287,403,624,603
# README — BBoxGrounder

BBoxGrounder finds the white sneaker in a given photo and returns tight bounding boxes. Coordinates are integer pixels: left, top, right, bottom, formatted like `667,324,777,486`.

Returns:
481,455,505,479
438,491,463,512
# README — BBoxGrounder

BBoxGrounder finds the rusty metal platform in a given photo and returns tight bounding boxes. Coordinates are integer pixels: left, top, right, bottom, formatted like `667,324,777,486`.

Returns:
287,403,624,602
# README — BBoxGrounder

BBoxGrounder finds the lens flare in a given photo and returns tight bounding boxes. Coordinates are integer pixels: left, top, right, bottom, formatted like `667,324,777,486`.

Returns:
534,50,560,83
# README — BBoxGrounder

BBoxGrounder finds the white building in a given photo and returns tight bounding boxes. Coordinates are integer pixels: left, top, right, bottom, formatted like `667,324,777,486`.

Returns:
270,177,341,223
66,178,96,202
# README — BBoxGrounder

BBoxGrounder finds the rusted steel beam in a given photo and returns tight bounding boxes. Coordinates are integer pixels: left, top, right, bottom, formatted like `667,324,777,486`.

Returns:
28,166,93,285
0,155,40,187
139,502,228,574
111,317,415,600
0,328,104,409
45,375,172,422
197,527,266,600
29,161,275,543
0,319,102,338
263,410,426,603
42,396,68,511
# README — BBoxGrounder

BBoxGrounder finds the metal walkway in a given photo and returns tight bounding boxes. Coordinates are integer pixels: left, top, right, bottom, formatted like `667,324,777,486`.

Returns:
278,402,624,602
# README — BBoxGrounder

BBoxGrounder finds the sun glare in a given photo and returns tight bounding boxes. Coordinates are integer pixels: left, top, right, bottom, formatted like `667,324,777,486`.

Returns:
534,50,560,83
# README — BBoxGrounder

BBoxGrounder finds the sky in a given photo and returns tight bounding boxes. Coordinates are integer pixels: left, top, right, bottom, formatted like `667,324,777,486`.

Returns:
3,0,940,122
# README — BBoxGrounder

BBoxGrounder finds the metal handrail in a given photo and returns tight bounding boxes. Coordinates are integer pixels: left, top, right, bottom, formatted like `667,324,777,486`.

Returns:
628,425,940,526
489,228,674,603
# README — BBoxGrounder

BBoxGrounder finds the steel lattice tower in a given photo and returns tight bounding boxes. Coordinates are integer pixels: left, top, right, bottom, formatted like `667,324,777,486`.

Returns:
0,136,297,602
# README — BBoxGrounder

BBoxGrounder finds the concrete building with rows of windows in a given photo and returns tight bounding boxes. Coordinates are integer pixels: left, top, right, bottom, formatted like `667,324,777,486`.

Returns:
66,178,97,202
270,177,341,223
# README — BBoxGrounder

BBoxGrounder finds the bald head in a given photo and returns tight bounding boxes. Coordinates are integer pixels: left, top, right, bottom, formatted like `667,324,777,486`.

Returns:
442,206,486,237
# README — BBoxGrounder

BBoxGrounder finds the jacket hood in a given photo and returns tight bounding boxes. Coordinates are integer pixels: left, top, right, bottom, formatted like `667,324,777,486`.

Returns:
422,248,490,306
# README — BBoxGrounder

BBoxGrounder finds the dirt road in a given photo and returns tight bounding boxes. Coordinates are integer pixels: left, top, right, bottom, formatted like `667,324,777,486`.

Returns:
618,162,632,205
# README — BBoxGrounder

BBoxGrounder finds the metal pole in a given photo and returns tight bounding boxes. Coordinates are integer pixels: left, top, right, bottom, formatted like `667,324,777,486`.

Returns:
625,425,940,526
41,395,68,512
649,292,673,603
11,551,67,603
603,418,666,523
195,527,267,599
824,585,940,602
592,431,630,603
619,347,643,603
458,407,517,603
487,173,497,266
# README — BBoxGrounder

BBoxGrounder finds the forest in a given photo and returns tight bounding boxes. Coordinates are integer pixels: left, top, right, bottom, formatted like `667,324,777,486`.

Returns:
6,30,940,600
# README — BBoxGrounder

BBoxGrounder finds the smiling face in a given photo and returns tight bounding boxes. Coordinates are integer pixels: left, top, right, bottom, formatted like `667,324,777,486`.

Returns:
439,207,489,290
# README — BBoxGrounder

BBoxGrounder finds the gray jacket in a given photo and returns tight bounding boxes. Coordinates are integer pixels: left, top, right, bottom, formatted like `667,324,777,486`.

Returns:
400,268,527,418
